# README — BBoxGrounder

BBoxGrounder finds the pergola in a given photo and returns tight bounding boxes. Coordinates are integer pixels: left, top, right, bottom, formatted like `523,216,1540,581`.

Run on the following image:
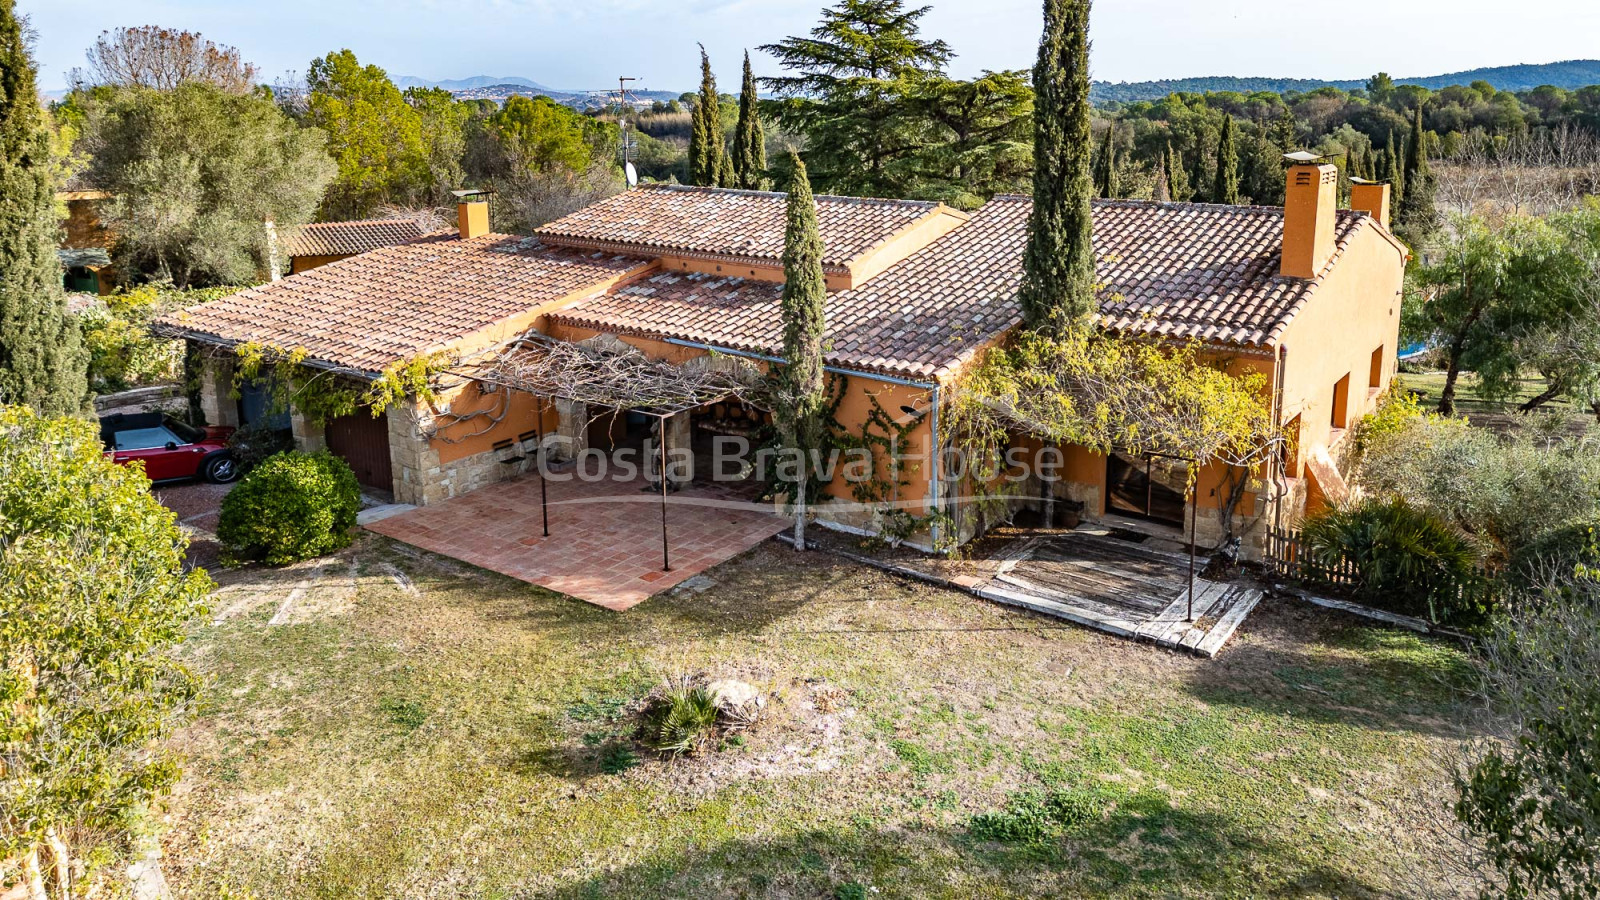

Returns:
455,332,767,572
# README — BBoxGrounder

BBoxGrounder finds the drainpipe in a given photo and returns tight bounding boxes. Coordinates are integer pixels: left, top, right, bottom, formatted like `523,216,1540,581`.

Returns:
1272,344,1290,541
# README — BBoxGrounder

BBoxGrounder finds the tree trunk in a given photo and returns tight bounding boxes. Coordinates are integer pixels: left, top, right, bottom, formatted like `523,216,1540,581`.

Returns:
1592,400,1600,424
1438,349,1465,416
792,469,807,551
43,829,70,900
1519,381,1565,413
22,849,48,900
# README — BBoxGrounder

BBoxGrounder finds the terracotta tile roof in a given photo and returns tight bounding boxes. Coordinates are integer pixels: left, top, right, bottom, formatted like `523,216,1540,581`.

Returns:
278,218,429,258
535,184,943,270
155,234,651,374
553,197,1386,380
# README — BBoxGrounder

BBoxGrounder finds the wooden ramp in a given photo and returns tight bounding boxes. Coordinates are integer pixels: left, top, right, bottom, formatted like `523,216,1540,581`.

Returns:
970,531,1261,657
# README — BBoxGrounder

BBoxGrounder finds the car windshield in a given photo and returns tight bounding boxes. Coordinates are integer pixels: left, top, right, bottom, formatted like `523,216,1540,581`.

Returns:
163,417,207,444
114,427,178,451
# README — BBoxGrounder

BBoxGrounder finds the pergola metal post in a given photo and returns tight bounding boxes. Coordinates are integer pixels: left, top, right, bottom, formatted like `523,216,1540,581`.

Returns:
1187,486,1198,621
657,413,671,572
535,402,549,537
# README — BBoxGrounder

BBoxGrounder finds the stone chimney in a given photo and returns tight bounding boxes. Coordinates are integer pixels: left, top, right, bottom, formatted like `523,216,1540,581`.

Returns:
454,189,492,240
1350,178,1392,230
1280,153,1338,279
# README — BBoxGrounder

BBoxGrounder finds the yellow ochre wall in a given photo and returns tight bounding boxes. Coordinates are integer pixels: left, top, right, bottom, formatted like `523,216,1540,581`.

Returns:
1273,221,1406,478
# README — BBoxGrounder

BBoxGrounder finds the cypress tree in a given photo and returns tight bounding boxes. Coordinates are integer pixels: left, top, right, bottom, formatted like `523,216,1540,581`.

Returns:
1018,0,1096,331
1164,140,1188,202
688,45,729,186
1384,130,1404,205
0,0,87,414
776,152,827,550
1093,125,1117,199
732,51,767,190
1151,151,1170,202
1189,132,1210,202
1213,114,1240,205
1396,106,1438,241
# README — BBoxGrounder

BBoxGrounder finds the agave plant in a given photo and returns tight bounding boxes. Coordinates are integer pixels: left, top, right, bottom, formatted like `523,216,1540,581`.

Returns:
1301,496,1486,624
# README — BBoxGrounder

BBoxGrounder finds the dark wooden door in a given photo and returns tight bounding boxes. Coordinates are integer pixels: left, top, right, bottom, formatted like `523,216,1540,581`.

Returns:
326,413,393,492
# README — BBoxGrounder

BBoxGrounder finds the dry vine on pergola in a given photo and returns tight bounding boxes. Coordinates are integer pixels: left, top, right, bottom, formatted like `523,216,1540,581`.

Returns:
453,332,771,573
461,333,768,416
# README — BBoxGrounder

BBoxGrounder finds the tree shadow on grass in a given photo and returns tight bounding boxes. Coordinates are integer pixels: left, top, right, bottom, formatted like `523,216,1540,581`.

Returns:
1185,600,1476,740
530,790,1395,899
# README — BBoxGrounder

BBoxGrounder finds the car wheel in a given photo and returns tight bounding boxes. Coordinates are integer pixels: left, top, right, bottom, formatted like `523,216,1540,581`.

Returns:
203,453,240,484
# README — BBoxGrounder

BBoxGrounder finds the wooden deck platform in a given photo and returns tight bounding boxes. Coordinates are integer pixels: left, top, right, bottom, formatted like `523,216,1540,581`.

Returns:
855,529,1261,657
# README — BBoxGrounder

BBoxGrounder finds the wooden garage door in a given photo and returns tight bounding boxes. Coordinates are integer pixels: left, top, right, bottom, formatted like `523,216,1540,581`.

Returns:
326,413,393,492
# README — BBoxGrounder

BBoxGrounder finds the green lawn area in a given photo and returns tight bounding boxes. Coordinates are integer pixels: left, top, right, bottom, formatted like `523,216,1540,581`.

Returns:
1402,369,1575,415
165,535,1474,898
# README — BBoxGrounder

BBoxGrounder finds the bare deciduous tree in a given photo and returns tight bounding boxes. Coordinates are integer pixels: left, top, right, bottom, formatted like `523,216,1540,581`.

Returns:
74,26,258,93
1435,128,1600,219
497,163,622,233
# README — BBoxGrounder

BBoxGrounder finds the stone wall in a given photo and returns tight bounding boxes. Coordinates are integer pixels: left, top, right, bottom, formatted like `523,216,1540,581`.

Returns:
196,357,239,428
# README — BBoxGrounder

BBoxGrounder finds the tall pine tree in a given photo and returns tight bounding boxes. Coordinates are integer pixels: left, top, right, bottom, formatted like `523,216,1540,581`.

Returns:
1018,0,1096,331
732,50,767,190
688,45,729,186
1213,114,1240,205
776,152,828,549
1093,125,1117,199
0,0,87,414
1396,106,1437,243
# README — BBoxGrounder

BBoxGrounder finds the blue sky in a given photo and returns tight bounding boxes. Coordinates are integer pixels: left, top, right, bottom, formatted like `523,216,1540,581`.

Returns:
24,0,1600,93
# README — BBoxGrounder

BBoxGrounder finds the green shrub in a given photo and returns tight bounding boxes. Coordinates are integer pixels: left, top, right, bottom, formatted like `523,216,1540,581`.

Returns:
1357,417,1600,563
1511,516,1600,587
639,681,722,756
970,785,1110,844
1300,497,1488,625
226,421,295,471
217,450,361,565
80,283,247,392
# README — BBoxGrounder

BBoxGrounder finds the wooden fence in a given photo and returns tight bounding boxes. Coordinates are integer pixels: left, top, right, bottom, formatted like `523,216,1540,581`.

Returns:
1264,526,1497,622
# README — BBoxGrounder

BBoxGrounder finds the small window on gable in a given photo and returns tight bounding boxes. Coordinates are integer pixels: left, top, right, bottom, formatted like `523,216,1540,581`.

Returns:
1332,373,1351,430
1369,345,1385,389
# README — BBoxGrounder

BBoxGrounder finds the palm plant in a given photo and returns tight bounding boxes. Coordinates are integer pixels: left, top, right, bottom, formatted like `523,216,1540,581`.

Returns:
1300,496,1485,623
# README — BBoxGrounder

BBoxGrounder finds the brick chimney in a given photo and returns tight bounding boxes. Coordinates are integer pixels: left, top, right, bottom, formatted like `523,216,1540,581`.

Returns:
1350,178,1392,230
458,200,489,240
453,188,492,240
1280,154,1338,279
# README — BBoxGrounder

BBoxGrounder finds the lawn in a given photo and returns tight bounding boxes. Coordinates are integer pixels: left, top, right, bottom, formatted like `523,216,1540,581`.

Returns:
164,534,1474,898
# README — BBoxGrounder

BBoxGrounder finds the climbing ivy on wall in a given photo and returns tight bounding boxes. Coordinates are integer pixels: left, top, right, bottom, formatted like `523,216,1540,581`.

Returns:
228,342,449,425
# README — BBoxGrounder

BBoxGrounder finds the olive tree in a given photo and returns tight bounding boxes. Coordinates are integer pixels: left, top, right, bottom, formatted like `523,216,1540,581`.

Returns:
0,405,211,898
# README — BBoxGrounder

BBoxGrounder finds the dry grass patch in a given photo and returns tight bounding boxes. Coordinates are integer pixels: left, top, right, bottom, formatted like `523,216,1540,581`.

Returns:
161,535,1473,898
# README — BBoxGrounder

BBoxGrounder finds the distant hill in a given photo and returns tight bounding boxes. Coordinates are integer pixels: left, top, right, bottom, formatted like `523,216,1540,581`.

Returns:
396,74,552,92
1090,59,1600,104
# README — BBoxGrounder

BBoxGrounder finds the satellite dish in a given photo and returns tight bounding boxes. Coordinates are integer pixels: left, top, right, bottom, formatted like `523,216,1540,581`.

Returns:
625,161,639,188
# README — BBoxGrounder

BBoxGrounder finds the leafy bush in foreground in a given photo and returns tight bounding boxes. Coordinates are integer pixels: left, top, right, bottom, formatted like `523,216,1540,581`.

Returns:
1456,574,1600,899
1301,497,1487,625
217,450,360,565
0,404,210,884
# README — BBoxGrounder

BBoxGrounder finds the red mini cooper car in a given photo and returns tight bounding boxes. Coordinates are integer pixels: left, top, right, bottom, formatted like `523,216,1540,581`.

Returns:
99,413,240,483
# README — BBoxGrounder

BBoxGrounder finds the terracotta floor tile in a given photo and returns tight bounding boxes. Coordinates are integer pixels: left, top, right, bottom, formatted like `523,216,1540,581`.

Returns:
365,471,784,611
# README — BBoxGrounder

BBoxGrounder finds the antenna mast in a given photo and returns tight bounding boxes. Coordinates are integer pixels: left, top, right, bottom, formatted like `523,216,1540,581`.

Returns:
617,76,638,184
